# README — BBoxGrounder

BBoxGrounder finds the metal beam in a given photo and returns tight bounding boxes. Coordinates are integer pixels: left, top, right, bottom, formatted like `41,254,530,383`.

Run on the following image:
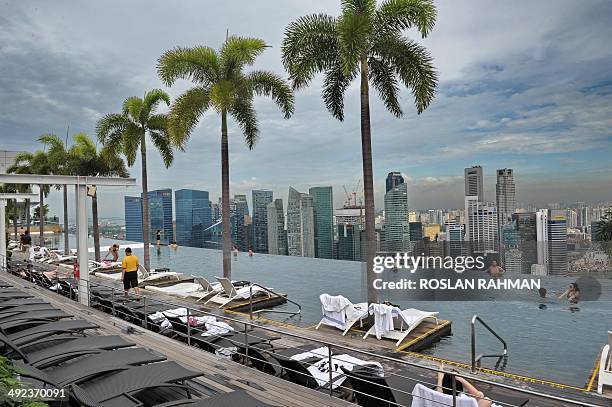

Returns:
0,193,39,200
75,183,89,306
0,174,136,186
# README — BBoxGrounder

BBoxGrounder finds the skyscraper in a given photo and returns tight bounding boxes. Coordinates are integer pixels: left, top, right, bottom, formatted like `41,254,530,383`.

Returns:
496,168,516,228
175,189,211,248
309,186,334,259
385,172,405,193
147,189,174,244
465,196,498,255
512,212,537,274
464,166,484,202
267,199,288,255
535,209,549,274
446,222,466,258
286,187,315,257
233,194,249,251
548,209,568,275
383,182,411,252
124,196,143,241
252,190,273,253
337,223,362,261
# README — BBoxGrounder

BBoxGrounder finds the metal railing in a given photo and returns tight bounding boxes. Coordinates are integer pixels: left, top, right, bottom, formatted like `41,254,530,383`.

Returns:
471,315,508,373
3,258,609,407
248,283,302,320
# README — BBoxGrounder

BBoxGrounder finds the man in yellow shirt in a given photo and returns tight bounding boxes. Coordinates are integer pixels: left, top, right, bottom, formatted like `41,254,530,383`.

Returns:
121,247,140,298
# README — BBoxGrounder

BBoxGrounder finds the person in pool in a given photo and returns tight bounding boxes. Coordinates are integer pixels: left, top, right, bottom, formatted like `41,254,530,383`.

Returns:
437,364,491,407
559,282,580,304
486,260,505,278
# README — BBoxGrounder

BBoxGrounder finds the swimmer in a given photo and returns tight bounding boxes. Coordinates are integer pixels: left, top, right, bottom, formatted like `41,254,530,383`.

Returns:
559,282,580,304
486,260,505,278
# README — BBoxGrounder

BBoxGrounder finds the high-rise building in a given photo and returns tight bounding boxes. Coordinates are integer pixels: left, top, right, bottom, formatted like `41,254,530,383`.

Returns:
548,209,568,275
535,209,549,274
124,196,143,241
335,206,365,227
337,224,362,261
267,199,288,255
309,186,334,259
496,168,516,229
233,195,249,251
385,172,405,193
408,222,423,242
286,187,315,257
464,166,484,203
147,189,174,244
252,190,273,253
567,209,578,229
465,196,498,255
446,222,466,258
175,189,211,248
423,223,441,241
383,183,411,252
512,212,538,274
578,205,590,229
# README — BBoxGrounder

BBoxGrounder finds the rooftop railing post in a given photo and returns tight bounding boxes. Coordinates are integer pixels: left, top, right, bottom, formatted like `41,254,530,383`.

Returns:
471,316,476,372
111,287,116,316
249,286,253,320
143,296,148,329
452,374,457,406
244,321,249,366
328,345,333,397
186,308,191,346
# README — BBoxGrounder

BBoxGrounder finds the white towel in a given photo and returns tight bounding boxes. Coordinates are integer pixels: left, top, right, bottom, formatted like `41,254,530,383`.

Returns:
291,346,331,361
411,383,478,407
307,354,384,389
319,294,352,329
202,320,234,336
368,304,401,339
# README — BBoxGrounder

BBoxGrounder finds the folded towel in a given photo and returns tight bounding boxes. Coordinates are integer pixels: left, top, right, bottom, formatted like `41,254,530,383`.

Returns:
411,383,478,407
291,346,331,361
202,320,234,336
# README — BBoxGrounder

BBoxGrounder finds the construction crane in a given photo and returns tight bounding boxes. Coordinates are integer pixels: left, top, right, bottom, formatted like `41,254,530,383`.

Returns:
342,179,363,207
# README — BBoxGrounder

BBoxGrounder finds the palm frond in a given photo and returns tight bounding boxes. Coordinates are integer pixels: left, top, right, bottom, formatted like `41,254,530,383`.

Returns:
372,34,437,113
341,0,377,16
122,123,143,167
230,97,258,150
220,36,266,77
157,46,220,87
149,130,174,168
321,62,356,121
246,71,295,119
142,89,171,119
96,113,129,144
375,0,437,38
282,14,340,89
168,86,211,147
368,57,402,117
338,10,372,76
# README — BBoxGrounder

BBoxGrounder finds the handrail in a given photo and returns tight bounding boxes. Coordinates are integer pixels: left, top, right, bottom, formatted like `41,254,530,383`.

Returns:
471,314,508,372
4,258,609,407
248,283,301,320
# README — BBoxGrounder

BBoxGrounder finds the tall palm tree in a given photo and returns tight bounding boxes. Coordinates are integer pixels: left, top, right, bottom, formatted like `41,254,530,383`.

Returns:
282,0,438,301
39,134,71,254
8,151,52,246
157,36,294,279
67,133,129,261
96,89,174,271
596,210,612,241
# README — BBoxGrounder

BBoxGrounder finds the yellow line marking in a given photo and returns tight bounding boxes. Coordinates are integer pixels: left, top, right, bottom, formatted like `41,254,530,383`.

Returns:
395,320,451,352
586,354,601,392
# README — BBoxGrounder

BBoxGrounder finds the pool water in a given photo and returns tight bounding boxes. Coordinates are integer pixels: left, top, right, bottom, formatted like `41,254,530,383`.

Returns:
55,235,612,387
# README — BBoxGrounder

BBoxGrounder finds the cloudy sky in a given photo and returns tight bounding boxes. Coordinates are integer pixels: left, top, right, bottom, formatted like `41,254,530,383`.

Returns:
1,0,611,219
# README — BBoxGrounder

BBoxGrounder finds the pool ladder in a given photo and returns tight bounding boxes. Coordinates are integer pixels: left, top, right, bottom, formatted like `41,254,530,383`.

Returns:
471,314,508,372
248,283,302,320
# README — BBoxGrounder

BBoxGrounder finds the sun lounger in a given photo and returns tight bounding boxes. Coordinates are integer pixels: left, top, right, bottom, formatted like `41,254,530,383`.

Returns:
598,331,612,393
341,365,416,406
0,309,72,332
0,303,57,317
0,298,46,309
154,390,274,407
315,294,368,336
2,334,135,369
14,347,166,387
138,265,181,285
0,291,33,300
4,319,99,347
206,277,269,308
363,305,439,346
69,361,202,407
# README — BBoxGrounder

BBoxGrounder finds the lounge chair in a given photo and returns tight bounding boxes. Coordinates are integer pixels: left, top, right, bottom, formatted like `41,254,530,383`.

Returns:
69,361,202,407
0,303,57,317
363,305,439,346
315,294,368,336
154,390,274,407
0,298,46,309
3,319,99,347
0,309,72,332
1,334,135,369
341,365,415,406
14,347,166,387
598,331,612,394
0,291,33,300
138,265,181,285
206,277,269,309
187,277,223,302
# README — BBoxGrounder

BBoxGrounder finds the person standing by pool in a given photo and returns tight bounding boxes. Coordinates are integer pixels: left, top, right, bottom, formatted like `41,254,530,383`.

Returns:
103,244,119,262
155,229,161,246
22,230,32,253
121,247,140,298
559,282,580,304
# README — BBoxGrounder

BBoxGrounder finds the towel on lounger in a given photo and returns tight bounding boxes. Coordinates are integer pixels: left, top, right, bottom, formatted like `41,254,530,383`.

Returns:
411,383,479,407
368,303,401,339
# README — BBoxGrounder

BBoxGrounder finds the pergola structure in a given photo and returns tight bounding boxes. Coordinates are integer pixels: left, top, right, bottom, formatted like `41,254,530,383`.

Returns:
0,192,38,269
0,174,137,305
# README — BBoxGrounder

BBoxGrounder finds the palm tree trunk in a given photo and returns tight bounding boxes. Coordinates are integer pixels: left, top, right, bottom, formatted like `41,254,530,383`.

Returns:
39,186,45,246
91,189,101,262
221,109,231,279
13,209,18,240
140,132,151,271
63,185,69,255
360,57,377,304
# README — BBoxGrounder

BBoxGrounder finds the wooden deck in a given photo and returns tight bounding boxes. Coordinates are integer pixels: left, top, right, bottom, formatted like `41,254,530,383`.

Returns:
1,272,351,407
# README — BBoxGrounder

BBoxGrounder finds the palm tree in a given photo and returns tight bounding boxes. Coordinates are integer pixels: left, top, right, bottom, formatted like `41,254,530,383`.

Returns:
39,134,71,254
8,151,52,246
157,36,294,279
96,90,173,271
596,210,612,241
282,0,438,301
67,133,129,261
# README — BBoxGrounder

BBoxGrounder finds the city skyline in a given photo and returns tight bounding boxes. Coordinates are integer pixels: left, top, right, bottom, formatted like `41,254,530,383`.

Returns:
1,1,611,218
